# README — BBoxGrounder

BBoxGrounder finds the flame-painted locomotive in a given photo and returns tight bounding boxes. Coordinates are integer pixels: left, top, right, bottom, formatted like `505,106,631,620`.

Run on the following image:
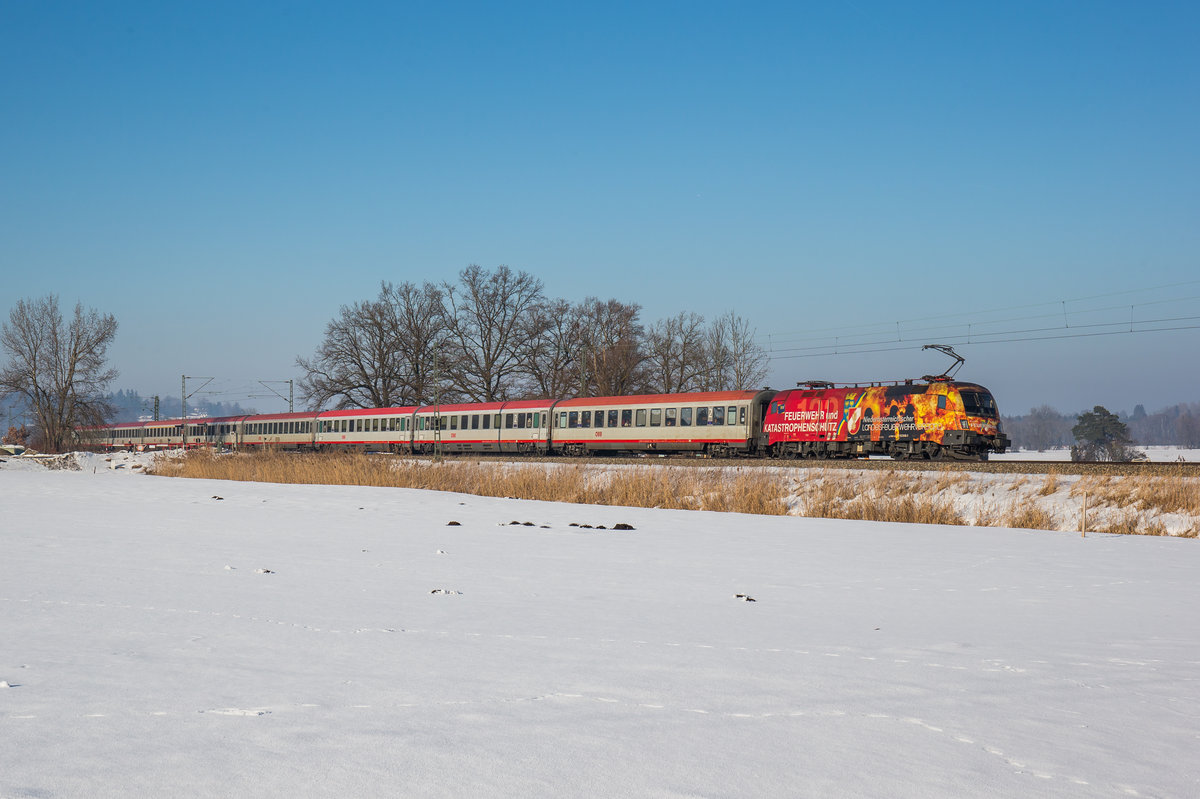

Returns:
762,379,1008,461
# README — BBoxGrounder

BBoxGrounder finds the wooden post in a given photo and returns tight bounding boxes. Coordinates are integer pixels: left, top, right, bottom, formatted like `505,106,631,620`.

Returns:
1081,491,1088,537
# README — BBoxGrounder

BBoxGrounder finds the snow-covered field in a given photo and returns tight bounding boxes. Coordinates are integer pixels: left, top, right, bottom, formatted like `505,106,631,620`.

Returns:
3,454,1198,798
994,446,1200,462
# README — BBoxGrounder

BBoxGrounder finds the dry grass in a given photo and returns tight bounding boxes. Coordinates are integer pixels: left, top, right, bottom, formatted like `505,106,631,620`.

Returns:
150,451,1200,536
1070,475,1200,517
792,469,964,525
151,451,789,515
999,501,1057,530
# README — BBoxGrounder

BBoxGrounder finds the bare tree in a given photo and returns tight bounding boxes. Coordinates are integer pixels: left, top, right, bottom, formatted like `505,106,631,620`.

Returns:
381,280,447,404
704,311,769,390
518,297,584,399
440,265,547,402
0,295,118,452
576,297,646,396
1025,405,1072,451
645,311,707,393
296,295,406,410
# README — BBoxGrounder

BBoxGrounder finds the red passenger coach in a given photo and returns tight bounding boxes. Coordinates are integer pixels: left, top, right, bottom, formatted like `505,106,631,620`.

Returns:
550,390,773,457
317,406,418,451
411,399,554,454
238,411,320,449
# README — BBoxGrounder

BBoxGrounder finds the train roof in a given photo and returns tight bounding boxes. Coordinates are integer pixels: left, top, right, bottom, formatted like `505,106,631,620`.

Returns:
413,398,553,414
317,406,420,418
553,390,766,408
242,410,320,421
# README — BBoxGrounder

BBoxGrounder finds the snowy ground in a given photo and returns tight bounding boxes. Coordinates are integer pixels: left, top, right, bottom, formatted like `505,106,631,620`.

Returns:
2,454,1199,797
993,446,1200,462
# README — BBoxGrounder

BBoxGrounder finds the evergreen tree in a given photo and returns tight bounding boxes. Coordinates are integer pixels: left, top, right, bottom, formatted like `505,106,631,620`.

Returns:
1071,406,1142,462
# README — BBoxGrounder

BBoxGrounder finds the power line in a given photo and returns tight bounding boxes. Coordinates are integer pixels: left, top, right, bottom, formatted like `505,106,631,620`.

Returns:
763,280,1200,347
767,316,1200,360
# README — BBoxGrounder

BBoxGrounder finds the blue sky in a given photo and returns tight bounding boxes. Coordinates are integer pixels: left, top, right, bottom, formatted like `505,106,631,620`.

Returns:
3,1,1197,416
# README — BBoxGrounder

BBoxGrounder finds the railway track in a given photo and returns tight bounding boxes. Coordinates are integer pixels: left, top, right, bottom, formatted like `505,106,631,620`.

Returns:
416,453,1200,477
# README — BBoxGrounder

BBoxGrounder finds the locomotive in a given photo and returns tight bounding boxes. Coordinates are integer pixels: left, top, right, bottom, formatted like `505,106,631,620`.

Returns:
82,379,1008,461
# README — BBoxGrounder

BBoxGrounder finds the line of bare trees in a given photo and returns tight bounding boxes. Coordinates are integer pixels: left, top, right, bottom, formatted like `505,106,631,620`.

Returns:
1003,402,1200,451
296,265,770,410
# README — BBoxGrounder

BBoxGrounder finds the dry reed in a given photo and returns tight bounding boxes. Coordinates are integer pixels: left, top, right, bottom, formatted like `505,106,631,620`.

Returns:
150,451,1200,536
151,451,789,515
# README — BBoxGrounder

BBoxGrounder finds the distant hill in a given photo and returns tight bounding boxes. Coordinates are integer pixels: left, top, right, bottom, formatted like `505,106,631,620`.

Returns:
107,389,254,423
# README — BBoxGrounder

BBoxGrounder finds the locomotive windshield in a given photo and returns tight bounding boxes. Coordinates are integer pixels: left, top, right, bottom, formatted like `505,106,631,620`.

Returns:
960,390,998,418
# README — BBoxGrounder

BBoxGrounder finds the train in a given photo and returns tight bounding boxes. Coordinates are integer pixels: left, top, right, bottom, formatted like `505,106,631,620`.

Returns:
80,378,1009,461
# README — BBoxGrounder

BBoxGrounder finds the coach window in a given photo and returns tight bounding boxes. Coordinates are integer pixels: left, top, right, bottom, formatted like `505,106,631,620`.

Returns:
621,409,633,427
665,408,677,426
481,413,490,430
493,414,502,428
635,409,647,427
593,410,604,428
727,406,738,425
558,412,567,428
650,408,662,426
713,406,725,425
568,411,579,428
680,408,693,426
501,413,511,429
533,412,540,428
581,410,591,428
697,407,709,425
469,414,477,430
449,415,458,430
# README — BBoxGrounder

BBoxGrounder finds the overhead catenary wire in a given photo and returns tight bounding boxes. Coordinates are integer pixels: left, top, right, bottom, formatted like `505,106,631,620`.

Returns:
762,280,1200,360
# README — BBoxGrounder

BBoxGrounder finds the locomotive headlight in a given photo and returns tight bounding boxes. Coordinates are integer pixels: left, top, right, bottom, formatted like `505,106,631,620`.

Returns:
960,420,969,430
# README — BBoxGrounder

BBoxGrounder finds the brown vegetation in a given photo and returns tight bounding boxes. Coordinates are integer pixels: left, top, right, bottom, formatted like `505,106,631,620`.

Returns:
151,451,789,515
150,452,1200,537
